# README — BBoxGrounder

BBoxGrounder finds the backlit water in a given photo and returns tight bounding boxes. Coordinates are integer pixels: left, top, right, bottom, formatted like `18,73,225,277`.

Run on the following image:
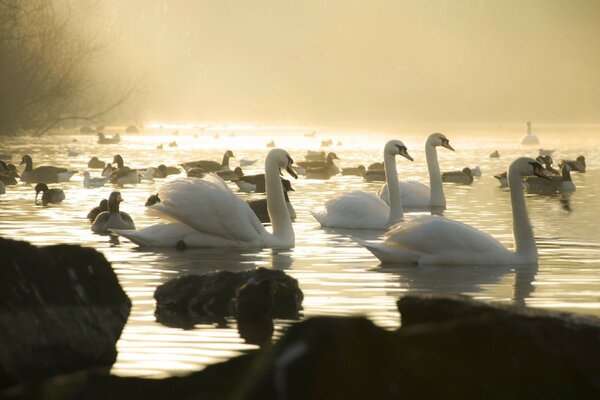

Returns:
1,126,599,377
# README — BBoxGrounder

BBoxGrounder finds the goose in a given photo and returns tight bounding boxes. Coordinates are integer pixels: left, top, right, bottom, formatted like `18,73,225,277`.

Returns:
101,164,115,177
88,157,106,169
356,157,547,265
0,161,18,185
35,183,65,206
559,155,586,173
83,172,109,188
109,155,140,185
87,199,108,222
111,148,297,248
235,174,267,193
145,193,161,207
311,140,413,229
217,166,244,181
560,164,576,194
247,179,296,223
297,152,339,170
91,191,135,234
182,150,234,172
442,167,474,185
525,161,574,195
302,153,340,178
20,155,75,183
379,133,454,209
521,121,539,145
341,165,366,176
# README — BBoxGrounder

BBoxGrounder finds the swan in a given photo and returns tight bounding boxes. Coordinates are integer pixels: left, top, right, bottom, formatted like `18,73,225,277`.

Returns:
112,148,297,249
521,121,539,145
91,191,135,234
20,155,75,183
35,183,65,206
311,140,413,229
379,133,454,209
182,150,234,172
83,172,109,188
356,157,548,265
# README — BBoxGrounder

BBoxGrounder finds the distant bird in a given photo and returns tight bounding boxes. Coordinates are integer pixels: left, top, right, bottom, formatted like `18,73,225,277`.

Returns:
266,140,276,148
246,179,296,223
559,155,586,173
320,139,333,147
20,155,75,183
97,132,120,144
186,167,205,178
341,165,366,176
182,150,234,172
168,141,177,147
442,167,474,185
304,151,326,162
362,161,387,182
521,121,539,145
88,157,106,169
298,152,340,178
92,191,135,234
234,174,267,193
157,144,163,150
109,155,140,185
367,162,384,171
217,166,244,181
239,158,257,167
489,150,500,158
83,172,109,188
87,199,108,222
494,171,508,188
145,193,161,207
35,183,65,206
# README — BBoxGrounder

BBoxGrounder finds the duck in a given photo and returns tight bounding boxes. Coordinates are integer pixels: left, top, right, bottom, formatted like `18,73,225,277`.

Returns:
145,193,161,206
111,148,297,248
524,160,574,195
378,133,454,209
356,157,548,265
182,150,234,172
489,150,500,158
247,179,296,223
301,153,340,178
83,172,109,188
341,165,366,176
311,140,413,229
494,171,509,188
91,191,136,234
88,157,106,169
109,155,140,185
97,132,120,144
216,166,244,181
87,199,108,222
168,141,177,147
266,140,276,148
559,155,586,173
559,164,576,194
442,167,474,185
20,155,75,184
35,183,65,206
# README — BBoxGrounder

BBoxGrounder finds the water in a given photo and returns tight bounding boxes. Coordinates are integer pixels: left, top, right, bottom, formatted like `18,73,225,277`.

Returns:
1,126,599,378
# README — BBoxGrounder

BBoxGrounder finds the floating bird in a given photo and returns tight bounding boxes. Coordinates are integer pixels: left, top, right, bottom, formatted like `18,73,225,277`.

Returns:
186,167,205,178
356,158,548,265
109,155,140,185
83,172,109,188
521,121,539,145
88,157,106,169
217,166,244,181
97,132,120,144
312,140,413,229
247,179,296,223
145,193,161,206
239,158,257,167
298,152,340,178
234,174,267,193
168,141,177,147
35,183,65,206
341,165,366,176
489,150,500,158
379,133,455,209
559,156,586,173
182,150,234,172
112,149,297,248
20,155,75,183
442,167,474,185
87,199,108,222
266,140,276,148
91,191,135,234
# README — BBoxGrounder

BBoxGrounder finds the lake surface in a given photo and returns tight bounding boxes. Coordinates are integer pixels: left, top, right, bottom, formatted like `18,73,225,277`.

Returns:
1,126,599,377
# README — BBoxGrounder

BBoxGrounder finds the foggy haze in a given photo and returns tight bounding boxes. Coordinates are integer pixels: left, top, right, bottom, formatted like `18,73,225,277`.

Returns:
94,0,600,127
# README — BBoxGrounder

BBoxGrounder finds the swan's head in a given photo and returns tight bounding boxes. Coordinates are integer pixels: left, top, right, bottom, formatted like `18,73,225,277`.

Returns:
513,157,550,180
269,149,298,179
427,133,454,151
384,140,413,161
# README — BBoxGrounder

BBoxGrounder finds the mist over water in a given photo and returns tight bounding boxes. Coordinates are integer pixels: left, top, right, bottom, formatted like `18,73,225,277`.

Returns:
1,126,599,377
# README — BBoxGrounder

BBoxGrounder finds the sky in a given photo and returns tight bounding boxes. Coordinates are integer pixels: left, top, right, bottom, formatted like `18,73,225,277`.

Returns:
92,0,600,128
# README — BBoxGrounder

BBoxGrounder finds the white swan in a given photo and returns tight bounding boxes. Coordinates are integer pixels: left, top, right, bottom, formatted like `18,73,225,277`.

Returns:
311,140,413,229
521,121,539,145
112,148,297,249
379,133,454,209
356,157,547,265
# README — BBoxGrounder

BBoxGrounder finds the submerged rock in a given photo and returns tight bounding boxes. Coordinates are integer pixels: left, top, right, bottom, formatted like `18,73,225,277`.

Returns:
0,237,131,389
154,267,303,328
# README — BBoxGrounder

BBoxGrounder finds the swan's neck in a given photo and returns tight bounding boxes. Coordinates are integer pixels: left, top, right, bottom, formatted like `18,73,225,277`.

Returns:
384,152,403,225
508,167,537,261
425,143,445,207
265,158,294,245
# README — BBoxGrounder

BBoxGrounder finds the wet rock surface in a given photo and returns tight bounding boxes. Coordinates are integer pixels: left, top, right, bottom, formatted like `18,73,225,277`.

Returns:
0,238,131,389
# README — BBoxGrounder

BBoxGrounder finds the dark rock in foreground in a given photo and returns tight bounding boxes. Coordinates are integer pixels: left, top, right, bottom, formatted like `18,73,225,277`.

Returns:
154,267,303,327
10,295,600,399
0,237,131,389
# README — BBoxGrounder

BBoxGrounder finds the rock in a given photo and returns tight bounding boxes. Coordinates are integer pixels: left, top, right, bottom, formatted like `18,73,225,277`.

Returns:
154,267,303,328
0,238,131,389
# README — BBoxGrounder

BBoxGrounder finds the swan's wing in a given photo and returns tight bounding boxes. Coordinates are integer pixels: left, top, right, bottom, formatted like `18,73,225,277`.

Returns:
378,181,430,207
313,190,388,229
384,215,506,255
149,175,264,242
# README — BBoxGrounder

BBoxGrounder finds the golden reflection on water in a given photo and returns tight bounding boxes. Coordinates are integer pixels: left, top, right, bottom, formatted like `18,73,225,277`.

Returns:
1,128,599,377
